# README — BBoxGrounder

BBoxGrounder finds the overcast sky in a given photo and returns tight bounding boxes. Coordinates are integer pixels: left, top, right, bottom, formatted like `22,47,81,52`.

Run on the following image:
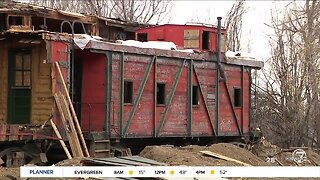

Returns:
167,1,288,61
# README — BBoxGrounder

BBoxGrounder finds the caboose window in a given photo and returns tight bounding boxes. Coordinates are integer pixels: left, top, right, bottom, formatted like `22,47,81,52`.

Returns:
124,81,133,104
157,83,166,105
202,31,210,50
192,85,199,105
137,33,148,42
234,88,241,107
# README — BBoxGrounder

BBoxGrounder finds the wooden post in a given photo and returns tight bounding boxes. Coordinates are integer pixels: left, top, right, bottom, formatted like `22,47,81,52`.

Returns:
50,119,72,159
54,62,90,157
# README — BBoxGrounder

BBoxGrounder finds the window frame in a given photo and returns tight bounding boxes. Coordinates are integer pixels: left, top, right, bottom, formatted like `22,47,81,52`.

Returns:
233,87,242,108
156,82,166,106
192,84,200,107
124,80,134,105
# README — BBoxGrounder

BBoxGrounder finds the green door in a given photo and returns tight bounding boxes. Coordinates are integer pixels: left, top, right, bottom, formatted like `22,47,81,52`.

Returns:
8,49,32,124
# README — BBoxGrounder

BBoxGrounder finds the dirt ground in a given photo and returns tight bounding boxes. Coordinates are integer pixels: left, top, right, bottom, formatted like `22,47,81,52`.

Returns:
251,139,320,166
140,143,269,166
140,141,320,167
0,167,20,180
2,140,320,179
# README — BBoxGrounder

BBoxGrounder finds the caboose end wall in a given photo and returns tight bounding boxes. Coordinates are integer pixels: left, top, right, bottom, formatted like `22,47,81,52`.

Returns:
0,38,52,125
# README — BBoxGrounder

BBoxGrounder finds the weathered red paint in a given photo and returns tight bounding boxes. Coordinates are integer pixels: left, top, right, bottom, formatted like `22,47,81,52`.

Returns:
100,55,250,138
76,50,106,132
46,34,258,138
49,41,69,130
135,24,227,52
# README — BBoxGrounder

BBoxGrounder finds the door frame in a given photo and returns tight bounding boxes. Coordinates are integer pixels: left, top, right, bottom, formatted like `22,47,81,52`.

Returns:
7,48,32,124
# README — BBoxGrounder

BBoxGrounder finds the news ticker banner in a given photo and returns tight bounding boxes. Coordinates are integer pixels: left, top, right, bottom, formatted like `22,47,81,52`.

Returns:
21,166,320,178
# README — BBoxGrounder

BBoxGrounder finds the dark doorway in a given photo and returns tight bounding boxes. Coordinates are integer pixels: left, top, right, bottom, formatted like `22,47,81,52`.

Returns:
73,57,83,122
202,31,210,50
8,49,32,124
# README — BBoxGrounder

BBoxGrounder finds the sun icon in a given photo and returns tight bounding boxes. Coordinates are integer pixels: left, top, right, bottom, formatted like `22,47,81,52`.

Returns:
129,170,133,175
170,170,174,175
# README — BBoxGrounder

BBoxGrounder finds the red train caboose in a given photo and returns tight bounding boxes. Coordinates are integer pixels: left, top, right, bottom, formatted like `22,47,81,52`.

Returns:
0,0,263,166
45,18,263,156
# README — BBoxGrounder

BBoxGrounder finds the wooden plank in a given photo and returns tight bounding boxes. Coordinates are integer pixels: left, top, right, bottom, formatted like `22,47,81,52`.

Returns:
0,124,7,141
200,150,252,166
55,62,90,157
184,40,199,49
54,93,79,158
184,30,200,39
50,119,72,159
58,92,83,157
275,158,283,166
9,125,19,141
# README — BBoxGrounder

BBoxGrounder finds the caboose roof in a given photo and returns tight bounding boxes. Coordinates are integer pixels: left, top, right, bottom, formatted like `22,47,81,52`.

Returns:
136,23,227,31
43,33,263,69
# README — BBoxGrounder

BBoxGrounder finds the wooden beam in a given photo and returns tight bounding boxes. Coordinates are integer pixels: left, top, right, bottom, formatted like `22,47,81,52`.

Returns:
200,150,252,166
55,62,90,157
50,119,72,159
54,93,79,157
59,92,83,157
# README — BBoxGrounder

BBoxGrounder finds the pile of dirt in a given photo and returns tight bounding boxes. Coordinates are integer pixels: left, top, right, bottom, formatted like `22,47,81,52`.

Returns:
251,139,320,166
140,143,268,166
251,139,282,160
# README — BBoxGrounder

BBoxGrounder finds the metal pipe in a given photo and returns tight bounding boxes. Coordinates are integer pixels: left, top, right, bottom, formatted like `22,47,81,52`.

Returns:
88,103,92,132
241,66,244,133
216,17,222,136
120,52,124,137
217,17,222,65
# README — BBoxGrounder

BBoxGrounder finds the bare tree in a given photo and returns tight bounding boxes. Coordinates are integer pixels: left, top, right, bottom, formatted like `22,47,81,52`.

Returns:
224,0,247,52
29,0,172,24
109,0,172,24
254,0,320,148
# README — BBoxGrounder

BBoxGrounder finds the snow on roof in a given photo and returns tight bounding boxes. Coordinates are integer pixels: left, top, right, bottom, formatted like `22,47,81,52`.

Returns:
116,40,177,50
226,50,256,61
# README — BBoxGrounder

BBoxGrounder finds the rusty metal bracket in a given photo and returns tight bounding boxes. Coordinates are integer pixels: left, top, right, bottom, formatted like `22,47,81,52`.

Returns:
193,63,217,136
122,56,156,137
223,81,243,135
156,59,186,137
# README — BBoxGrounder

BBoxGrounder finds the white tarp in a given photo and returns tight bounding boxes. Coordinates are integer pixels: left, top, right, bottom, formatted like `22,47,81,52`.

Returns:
73,34,102,50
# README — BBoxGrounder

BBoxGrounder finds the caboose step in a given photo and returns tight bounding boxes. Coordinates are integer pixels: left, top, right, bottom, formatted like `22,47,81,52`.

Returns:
94,140,110,143
95,149,110,153
88,132,111,158
94,149,110,158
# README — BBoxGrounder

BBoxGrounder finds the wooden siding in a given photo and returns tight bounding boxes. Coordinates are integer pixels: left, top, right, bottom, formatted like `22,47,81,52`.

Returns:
0,42,8,123
0,41,52,125
78,50,250,137
31,43,52,124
